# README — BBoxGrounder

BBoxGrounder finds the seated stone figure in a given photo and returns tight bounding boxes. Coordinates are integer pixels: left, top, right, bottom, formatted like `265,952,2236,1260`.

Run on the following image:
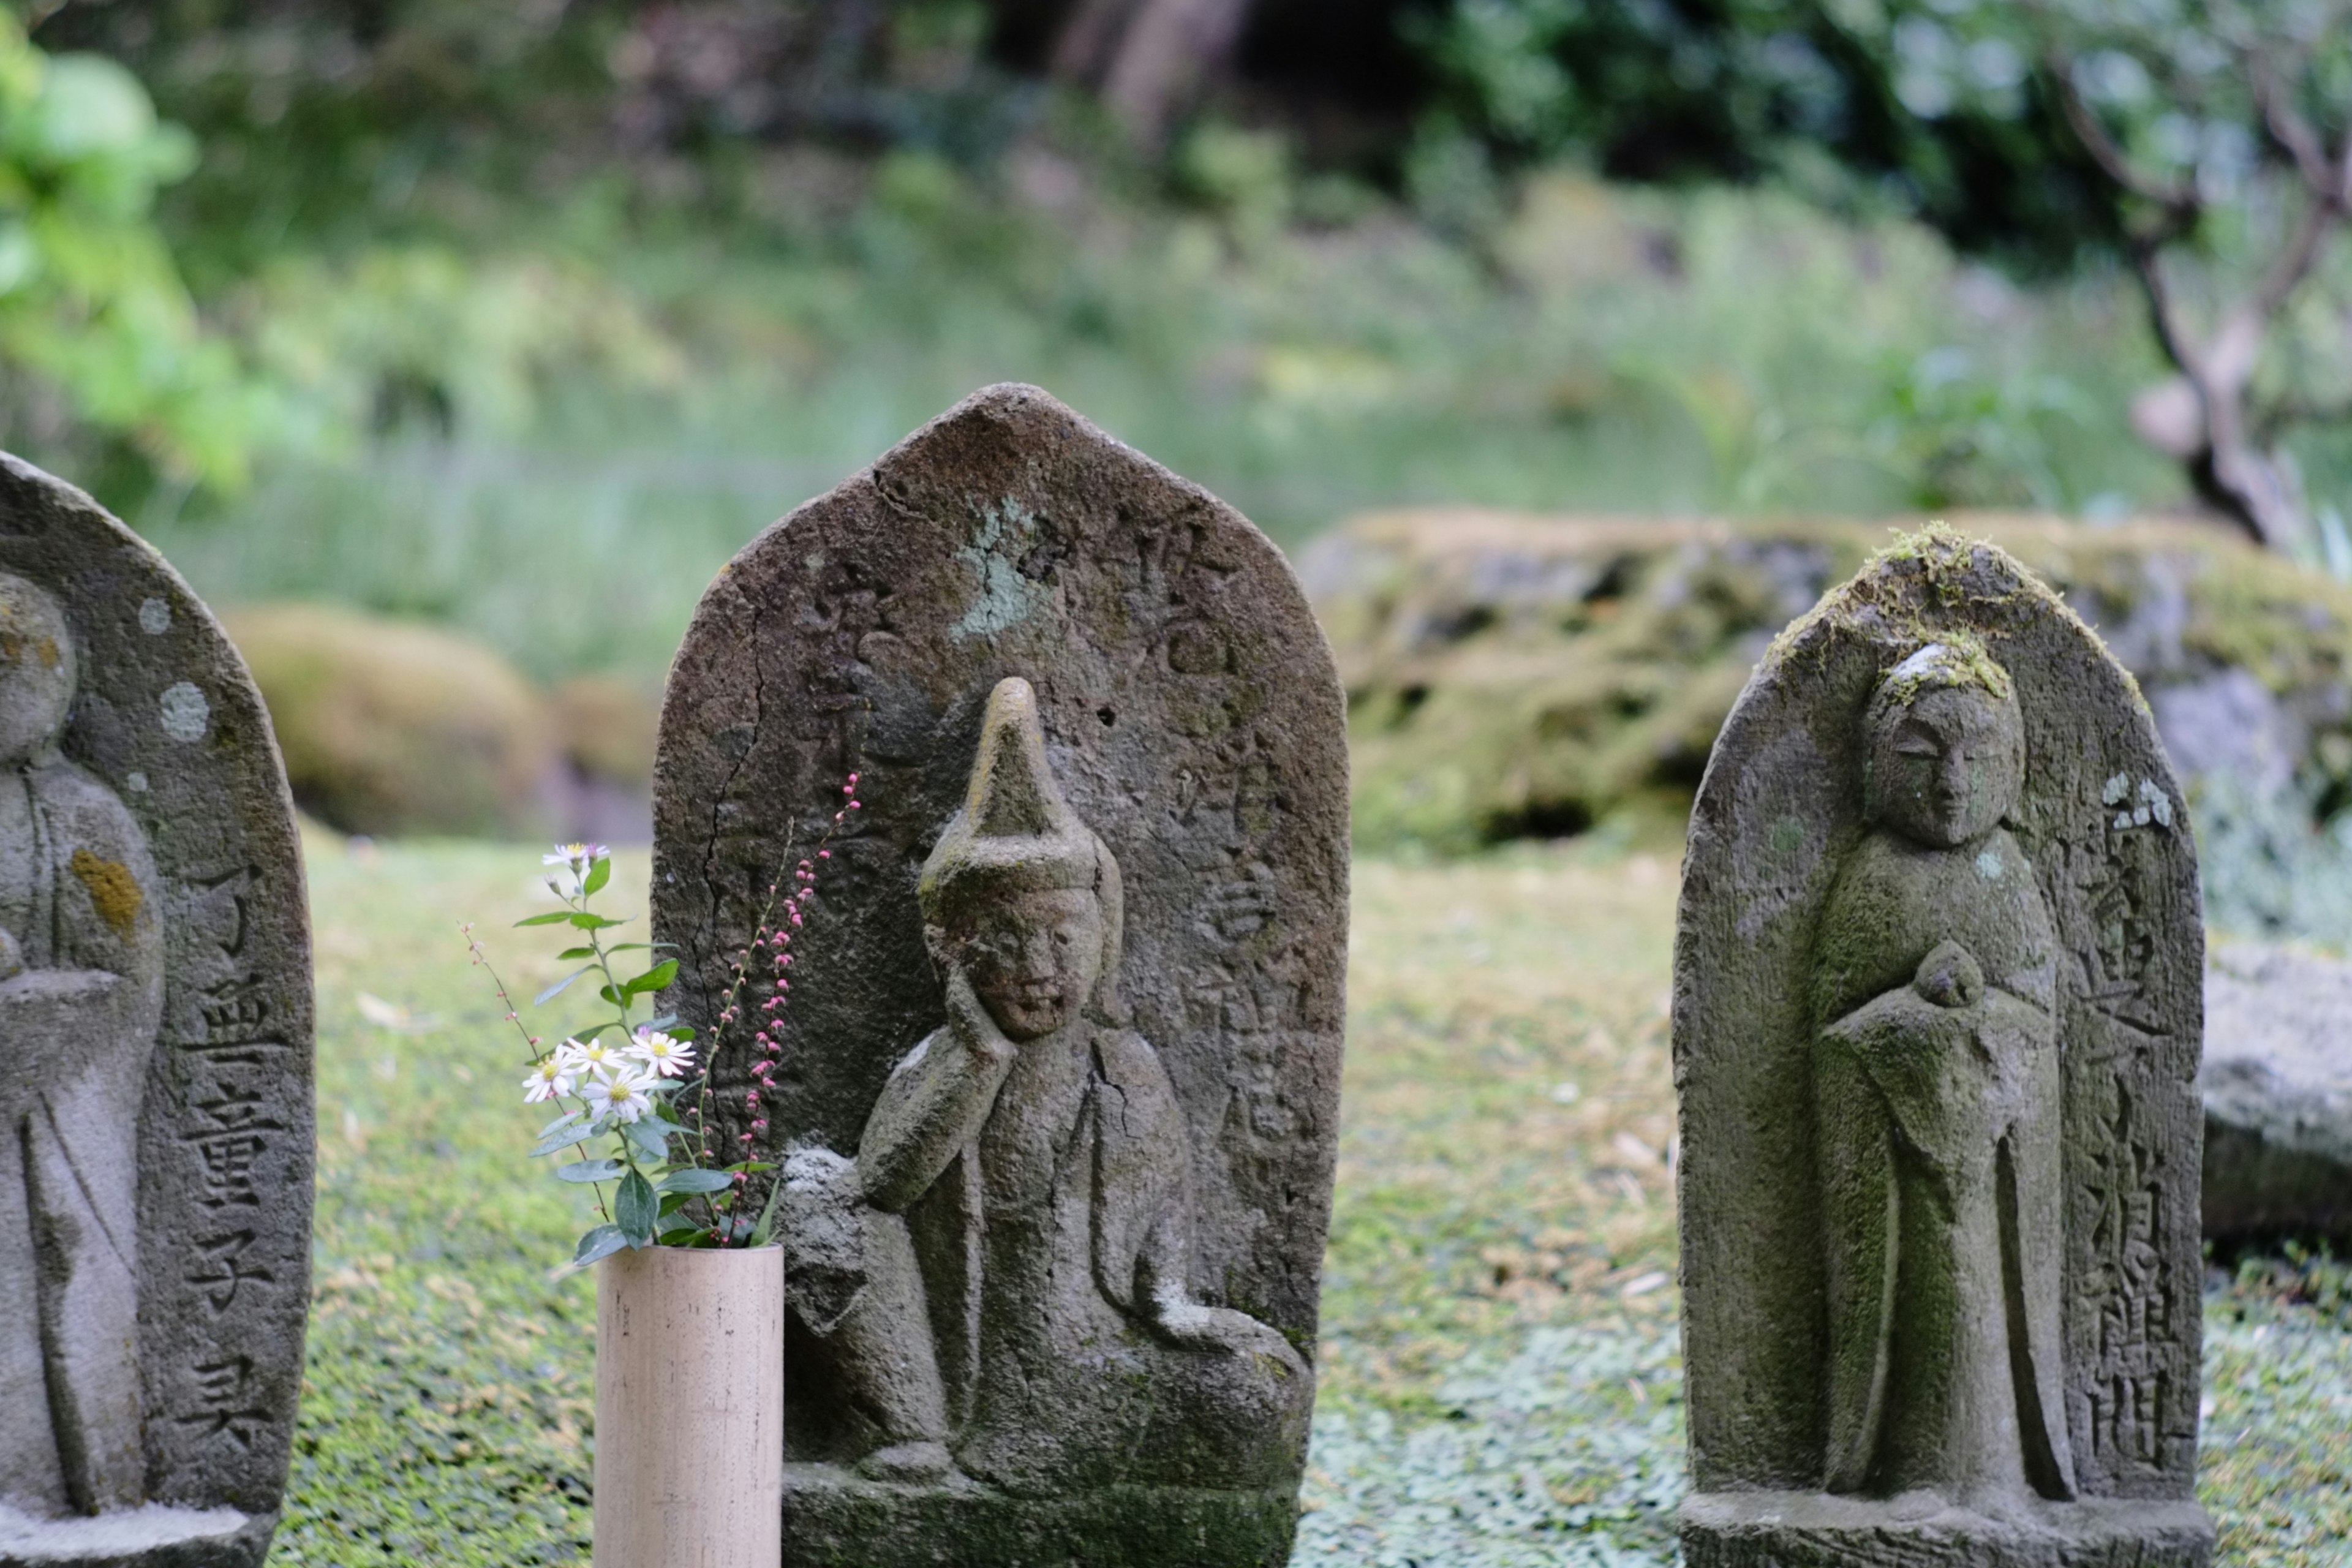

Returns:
0,571,165,1518
784,676,1310,1496
1811,639,2075,1515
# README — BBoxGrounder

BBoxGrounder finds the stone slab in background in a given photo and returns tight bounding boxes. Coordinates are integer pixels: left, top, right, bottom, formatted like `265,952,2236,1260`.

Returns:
654,384,1349,1566
2203,938,2352,1246
0,455,312,1566
1303,508,2352,851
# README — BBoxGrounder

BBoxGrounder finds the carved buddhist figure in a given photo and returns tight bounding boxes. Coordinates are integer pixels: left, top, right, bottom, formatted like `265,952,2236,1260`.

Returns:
0,571,165,1517
784,676,1311,1494
1811,639,2075,1512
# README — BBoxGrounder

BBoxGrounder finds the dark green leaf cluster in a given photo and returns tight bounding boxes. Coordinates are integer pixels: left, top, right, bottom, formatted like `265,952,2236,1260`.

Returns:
1409,0,2347,270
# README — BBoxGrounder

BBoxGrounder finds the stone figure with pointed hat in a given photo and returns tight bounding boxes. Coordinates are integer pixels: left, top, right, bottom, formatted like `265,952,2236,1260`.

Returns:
654,385,1348,1565
784,676,1311,1496
0,456,311,1566
1675,529,2213,1567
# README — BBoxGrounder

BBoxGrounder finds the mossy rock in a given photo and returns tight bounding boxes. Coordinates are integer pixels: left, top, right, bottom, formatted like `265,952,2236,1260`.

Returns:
1302,509,2352,854
224,603,556,837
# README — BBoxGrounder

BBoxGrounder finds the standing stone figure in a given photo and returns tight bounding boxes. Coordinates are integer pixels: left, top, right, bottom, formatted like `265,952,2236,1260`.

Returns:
1676,530,2214,1566
1,571,165,1518
0,456,311,1568
1812,641,2072,1510
655,385,1348,1567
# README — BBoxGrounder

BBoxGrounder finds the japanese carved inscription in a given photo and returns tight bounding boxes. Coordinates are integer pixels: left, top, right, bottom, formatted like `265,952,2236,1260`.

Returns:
0,456,311,1567
1674,530,2214,1568
653,385,1348,1567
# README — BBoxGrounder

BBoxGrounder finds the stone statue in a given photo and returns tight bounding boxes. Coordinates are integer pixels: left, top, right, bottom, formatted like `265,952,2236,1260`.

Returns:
1811,641,2073,1510
1674,530,2214,1567
784,677,1310,1494
0,454,311,1567
654,385,1348,1564
0,571,165,1518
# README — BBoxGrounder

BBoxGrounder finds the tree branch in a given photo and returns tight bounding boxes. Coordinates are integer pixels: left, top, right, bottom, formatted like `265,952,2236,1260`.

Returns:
2127,243,2204,384
2252,187,2345,326
2248,50,2337,198
2045,49,2199,222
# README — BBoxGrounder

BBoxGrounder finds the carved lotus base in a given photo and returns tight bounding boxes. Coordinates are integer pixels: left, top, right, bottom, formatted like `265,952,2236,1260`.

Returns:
0,1504,274,1568
1682,1490,2215,1568
782,1462,1297,1567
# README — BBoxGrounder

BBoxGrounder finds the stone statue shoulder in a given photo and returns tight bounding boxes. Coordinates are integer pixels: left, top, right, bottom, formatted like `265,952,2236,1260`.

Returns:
24,755,162,978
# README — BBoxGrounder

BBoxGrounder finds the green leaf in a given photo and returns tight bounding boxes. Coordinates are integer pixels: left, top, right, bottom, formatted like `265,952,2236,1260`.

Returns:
627,959,681,996
658,1168,737,1196
723,1161,777,1174
657,1191,691,1216
532,1127,590,1158
745,1172,788,1250
556,946,598,961
616,1169,657,1246
584,856,612,896
656,1213,707,1242
557,1158,624,1183
599,984,625,1008
626,1118,674,1164
569,913,628,930
535,968,593,1006
537,1110,584,1140
515,911,573,927
665,1025,697,1042
572,1224,630,1268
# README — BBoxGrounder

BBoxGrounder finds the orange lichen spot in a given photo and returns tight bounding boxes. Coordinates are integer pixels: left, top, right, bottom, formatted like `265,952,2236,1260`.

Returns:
70,850,144,938
36,636,58,668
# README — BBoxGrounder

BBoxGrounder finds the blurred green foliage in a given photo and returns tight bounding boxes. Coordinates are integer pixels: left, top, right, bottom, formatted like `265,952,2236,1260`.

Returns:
0,12,270,489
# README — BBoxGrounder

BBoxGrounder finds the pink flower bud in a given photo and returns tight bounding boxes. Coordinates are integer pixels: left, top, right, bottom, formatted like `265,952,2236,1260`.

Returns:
818,850,831,859
752,1118,768,1133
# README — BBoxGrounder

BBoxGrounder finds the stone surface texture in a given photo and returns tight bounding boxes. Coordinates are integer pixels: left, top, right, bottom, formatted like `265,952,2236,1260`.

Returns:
2201,937,2352,1244
652,385,1348,1567
1674,530,2211,1566
0,456,311,1566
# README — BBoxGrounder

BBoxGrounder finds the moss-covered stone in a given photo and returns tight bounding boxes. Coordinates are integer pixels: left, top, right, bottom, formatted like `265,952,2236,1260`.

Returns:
224,603,554,837
1303,510,2352,853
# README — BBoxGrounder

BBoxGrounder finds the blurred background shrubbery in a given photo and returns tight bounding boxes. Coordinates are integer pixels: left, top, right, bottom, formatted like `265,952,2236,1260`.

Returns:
10,0,2352,944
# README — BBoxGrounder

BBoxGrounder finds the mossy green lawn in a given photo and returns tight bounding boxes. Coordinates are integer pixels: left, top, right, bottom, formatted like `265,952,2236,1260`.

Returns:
282,837,2349,1565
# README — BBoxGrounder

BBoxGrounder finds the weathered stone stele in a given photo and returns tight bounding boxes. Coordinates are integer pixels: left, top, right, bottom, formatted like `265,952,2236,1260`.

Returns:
1673,530,2214,1567
0,457,313,1567
652,385,1349,1567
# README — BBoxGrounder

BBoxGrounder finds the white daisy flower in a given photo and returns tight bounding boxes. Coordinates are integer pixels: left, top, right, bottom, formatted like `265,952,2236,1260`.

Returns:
521,1055,576,1103
625,1028,695,1078
560,1036,624,1078
585,1068,656,1125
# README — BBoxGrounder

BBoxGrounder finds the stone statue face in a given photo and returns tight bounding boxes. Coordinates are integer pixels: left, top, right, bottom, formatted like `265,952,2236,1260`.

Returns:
1869,683,2022,850
948,886,1105,1041
0,575,73,767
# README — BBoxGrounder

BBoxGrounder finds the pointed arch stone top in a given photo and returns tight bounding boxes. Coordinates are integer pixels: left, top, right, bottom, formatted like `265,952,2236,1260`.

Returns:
1674,527,2212,1564
653,385,1349,1564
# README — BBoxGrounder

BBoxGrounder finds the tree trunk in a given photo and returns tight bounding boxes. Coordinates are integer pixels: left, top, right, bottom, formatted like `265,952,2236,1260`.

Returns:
1053,0,1252,146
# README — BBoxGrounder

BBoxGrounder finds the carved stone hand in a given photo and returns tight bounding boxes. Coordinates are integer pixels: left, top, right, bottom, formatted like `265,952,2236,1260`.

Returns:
1912,939,1985,1009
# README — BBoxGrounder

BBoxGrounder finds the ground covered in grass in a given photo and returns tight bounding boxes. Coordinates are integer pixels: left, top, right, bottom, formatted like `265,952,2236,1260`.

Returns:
282,837,2350,1565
